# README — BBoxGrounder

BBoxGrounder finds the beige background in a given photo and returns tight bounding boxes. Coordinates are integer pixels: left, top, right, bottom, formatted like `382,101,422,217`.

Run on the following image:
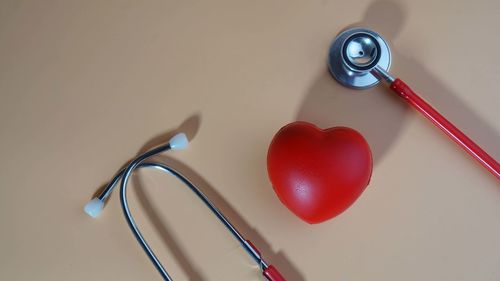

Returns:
1,0,499,280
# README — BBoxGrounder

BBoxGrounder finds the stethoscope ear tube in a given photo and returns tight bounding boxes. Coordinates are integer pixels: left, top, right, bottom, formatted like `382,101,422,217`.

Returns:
85,133,286,280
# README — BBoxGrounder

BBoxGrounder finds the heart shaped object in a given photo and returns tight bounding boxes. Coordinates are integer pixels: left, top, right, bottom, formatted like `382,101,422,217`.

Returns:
267,122,373,224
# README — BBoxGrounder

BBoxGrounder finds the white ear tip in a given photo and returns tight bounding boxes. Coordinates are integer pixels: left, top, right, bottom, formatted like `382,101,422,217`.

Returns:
169,133,189,150
84,198,104,218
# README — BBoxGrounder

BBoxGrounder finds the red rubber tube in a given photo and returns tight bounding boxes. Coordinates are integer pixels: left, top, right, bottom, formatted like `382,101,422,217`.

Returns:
390,78,500,180
244,240,286,281
263,265,286,281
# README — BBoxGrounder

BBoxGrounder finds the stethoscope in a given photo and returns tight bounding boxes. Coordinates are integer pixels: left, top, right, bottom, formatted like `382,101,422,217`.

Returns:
84,27,499,281
84,133,286,281
328,27,499,179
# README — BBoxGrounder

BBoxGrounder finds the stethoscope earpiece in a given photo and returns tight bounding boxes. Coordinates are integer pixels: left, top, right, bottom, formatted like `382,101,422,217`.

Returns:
83,198,104,218
169,132,189,150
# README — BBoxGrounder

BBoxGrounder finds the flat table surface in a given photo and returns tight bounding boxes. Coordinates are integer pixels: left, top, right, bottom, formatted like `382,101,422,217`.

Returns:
1,1,499,280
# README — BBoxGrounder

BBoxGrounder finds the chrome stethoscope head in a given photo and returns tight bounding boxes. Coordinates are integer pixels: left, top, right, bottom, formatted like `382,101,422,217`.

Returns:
328,27,392,89
327,27,500,178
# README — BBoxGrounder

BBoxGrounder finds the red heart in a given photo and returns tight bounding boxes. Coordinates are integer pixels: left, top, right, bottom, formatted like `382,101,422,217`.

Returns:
267,122,373,224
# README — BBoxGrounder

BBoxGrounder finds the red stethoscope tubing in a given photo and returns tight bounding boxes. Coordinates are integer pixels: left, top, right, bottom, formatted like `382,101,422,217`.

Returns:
390,78,500,180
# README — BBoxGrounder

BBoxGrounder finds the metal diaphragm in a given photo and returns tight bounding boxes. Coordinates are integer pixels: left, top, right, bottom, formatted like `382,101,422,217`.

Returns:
328,28,391,89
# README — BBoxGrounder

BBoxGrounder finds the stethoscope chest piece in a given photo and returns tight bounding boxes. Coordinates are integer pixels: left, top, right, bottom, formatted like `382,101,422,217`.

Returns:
328,27,391,89
327,27,499,178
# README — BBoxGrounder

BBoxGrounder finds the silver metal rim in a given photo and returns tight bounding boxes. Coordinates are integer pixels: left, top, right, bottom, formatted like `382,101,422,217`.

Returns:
328,27,391,89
